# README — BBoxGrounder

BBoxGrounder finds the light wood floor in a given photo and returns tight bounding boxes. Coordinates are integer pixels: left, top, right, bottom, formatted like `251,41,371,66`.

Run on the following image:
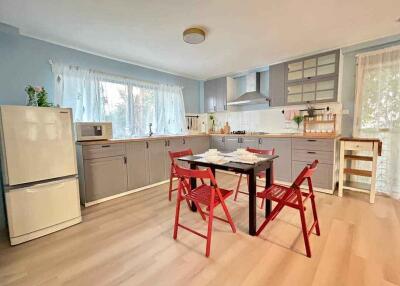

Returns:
0,172,399,286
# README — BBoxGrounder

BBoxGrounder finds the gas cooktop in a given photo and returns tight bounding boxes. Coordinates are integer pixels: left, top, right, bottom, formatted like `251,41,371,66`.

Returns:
231,130,246,134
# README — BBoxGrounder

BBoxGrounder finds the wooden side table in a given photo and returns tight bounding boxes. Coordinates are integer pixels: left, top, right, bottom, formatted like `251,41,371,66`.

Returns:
338,137,382,203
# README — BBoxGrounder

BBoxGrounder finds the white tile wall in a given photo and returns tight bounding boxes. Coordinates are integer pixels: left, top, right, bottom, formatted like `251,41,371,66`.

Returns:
202,102,343,134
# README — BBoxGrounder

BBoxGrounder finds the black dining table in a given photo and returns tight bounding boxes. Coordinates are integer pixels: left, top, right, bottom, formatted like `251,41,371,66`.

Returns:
178,153,279,236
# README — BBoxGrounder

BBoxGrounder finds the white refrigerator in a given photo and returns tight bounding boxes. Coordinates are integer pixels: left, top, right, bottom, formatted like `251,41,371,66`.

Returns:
0,105,82,245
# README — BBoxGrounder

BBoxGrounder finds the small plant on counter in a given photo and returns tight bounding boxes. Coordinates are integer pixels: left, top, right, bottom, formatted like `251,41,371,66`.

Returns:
208,114,216,132
293,115,304,129
25,85,53,107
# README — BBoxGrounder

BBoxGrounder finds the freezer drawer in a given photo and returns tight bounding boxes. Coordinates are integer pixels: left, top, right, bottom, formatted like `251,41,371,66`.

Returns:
5,177,81,241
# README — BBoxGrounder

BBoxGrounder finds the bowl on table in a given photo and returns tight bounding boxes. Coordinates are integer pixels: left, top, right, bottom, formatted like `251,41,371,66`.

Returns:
205,154,223,163
238,152,257,161
236,148,247,155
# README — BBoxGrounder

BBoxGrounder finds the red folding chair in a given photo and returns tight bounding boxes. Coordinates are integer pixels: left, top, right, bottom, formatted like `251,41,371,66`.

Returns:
256,160,320,258
168,149,193,201
234,147,275,209
173,165,236,257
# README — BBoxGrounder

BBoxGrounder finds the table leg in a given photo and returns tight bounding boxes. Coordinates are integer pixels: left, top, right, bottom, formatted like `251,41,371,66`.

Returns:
248,169,257,235
264,163,273,218
190,163,197,212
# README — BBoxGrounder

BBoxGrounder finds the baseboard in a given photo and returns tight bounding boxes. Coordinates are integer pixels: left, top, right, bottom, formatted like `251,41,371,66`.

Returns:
9,216,82,246
84,179,173,207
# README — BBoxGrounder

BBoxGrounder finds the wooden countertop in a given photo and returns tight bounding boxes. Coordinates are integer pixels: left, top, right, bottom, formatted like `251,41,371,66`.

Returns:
76,132,340,145
76,133,209,145
209,133,340,139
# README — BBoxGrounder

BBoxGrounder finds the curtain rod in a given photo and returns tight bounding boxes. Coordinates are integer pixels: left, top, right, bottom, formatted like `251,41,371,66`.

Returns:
48,59,184,89
355,45,400,58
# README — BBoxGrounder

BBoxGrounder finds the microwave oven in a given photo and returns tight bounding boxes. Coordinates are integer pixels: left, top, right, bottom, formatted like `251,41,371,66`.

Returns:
75,122,113,141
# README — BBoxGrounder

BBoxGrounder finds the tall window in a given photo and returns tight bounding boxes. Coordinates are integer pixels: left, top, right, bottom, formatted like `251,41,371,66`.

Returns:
354,46,400,199
51,63,186,138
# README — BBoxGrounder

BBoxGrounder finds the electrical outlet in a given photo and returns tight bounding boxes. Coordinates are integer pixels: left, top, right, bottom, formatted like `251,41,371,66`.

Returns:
342,109,350,115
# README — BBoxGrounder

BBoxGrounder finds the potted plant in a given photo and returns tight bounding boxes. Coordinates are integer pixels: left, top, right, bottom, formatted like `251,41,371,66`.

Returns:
25,85,53,107
293,115,304,130
306,102,315,117
209,114,215,132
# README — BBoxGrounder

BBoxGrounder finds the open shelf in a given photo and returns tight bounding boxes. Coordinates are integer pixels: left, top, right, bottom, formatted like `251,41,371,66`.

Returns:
342,181,371,193
303,120,335,124
344,168,372,177
344,155,373,161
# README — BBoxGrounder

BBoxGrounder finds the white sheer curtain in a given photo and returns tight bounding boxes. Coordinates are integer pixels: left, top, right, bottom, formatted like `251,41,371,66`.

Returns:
51,62,187,138
354,46,400,199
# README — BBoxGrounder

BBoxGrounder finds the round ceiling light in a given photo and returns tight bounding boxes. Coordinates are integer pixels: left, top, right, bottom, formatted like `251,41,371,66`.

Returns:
183,28,205,44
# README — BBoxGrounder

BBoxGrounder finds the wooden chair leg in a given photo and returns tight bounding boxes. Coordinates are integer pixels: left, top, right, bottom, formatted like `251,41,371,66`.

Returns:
173,185,182,240
168,170,174,201
260,198,265,209
310,194,320,236
219,196,236,233
205,191,215,257
299,207,312,258
234,174,243,201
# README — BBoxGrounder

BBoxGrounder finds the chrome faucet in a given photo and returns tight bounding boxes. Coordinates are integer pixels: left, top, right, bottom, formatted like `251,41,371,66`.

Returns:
148,123,153,137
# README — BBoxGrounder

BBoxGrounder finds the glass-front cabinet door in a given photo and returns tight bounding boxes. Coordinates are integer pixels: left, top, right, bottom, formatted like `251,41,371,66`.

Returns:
286,51,338,82
284,50,339,104
286,83,302,103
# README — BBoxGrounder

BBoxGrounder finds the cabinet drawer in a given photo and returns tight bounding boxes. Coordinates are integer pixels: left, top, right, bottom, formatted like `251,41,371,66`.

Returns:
83,143,125,159
292,161,333,190
293,149,333,164
292,138,334,151
343,141,373,151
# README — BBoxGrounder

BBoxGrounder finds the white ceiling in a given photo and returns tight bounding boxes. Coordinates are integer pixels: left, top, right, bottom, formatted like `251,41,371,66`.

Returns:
1,0,399,80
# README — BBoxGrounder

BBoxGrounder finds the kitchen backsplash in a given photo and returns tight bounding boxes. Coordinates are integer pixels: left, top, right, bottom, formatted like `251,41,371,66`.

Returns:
203,102,343,134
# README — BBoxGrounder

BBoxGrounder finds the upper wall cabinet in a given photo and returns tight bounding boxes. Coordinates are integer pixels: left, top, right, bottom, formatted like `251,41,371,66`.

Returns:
269,63,285,107
204,77,234,112
284,50,340,105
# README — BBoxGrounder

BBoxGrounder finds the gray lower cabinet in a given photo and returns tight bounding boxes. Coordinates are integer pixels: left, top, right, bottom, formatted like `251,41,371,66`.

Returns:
164,137,184,179
291,138,335,190
188,136,210,154
211,136,225,151
147,140,166,184
259,138,292,182
83,156,128,202
126,141,148,190
292,161,333,189
224,136,240,152
240,137,259,149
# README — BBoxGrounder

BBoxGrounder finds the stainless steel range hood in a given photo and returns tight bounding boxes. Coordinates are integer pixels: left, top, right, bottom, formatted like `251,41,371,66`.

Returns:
227,72,270,106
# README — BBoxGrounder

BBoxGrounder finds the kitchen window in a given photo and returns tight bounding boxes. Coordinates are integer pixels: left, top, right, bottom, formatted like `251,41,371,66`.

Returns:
354,46,400,199
51,62,186,138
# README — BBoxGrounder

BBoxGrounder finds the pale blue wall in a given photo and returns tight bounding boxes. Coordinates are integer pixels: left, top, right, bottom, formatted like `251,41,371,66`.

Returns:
0,23,201,230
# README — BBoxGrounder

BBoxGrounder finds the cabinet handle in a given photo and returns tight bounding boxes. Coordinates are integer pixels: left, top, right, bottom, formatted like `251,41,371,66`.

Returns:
146,142,149,149
101,145,111,148
165,140,168,147
168,140,170,146
258,138,262,145
183,138,186,144
307,139,317,142
307,151,316,154
124,156,127,164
